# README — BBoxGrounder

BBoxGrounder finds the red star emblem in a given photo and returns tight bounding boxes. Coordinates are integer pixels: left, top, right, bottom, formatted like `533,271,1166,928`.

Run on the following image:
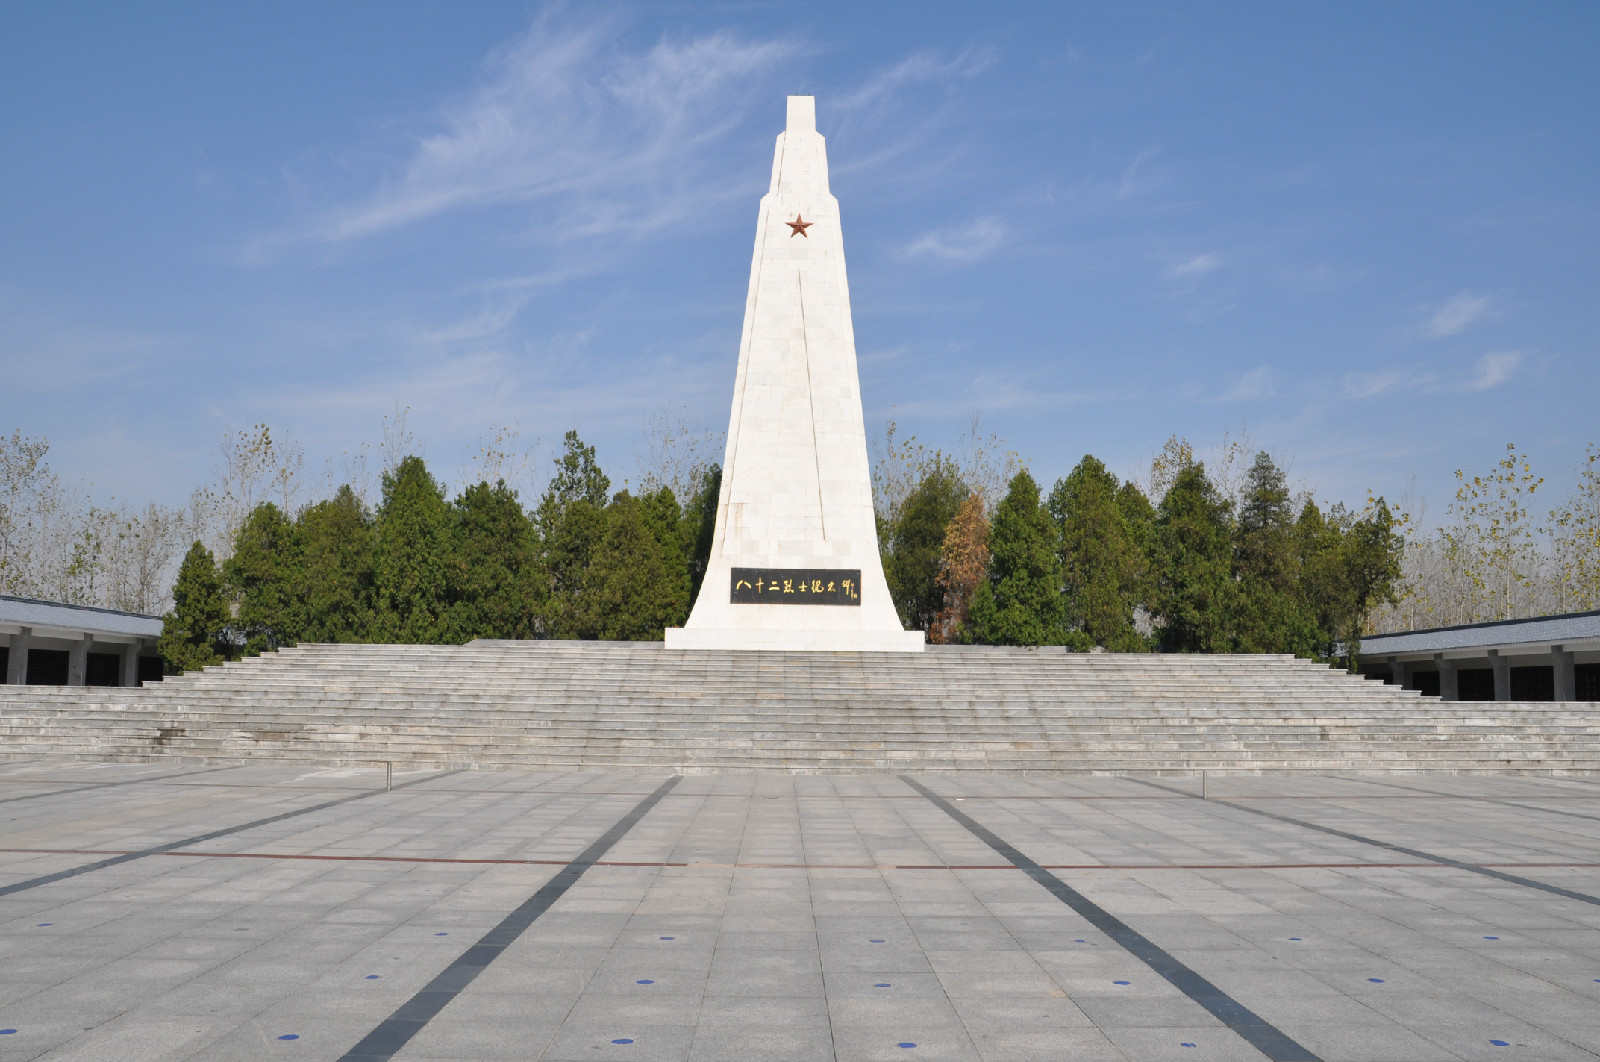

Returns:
786,214,813,238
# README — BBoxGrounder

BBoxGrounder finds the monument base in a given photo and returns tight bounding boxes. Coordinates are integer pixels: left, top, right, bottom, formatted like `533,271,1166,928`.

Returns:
664,626,926,652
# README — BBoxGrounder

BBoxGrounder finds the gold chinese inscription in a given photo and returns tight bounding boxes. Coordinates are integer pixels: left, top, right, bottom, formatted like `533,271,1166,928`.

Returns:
730,568,861,606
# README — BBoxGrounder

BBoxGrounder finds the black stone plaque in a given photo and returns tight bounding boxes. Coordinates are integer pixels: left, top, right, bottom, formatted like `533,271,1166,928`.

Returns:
730,568,861,605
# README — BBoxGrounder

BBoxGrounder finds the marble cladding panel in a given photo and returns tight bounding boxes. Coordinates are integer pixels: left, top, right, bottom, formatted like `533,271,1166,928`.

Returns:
675,99,920,651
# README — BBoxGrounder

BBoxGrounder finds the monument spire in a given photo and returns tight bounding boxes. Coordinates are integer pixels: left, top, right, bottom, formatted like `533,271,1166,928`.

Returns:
667,96,925,651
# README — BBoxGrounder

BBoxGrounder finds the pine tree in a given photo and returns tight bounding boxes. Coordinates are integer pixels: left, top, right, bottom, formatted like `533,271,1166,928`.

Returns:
968,470,1064,646
224,502,298,656
1233,452,1313,653
1152,462,1235,653
373,456,452,643
681,464,721,609
159,541,232,673
296,485,375,643
1050,456,1148,651
444,479,542,641
537,432,611,638
885,459,968,635
576,491,689,640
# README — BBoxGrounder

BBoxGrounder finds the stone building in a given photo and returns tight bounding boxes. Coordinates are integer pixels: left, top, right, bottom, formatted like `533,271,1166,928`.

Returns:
1361,610,1600,701
0,594,164,686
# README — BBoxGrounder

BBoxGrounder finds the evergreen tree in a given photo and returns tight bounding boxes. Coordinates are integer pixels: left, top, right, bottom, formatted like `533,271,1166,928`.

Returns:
444,479,542,641
159,541,232,673
373,456,452,643
968,470,1064,646
1233,452,1314,653
885,459,968,635
296,485,375,642
1050,456,1147,651
1152,463,1235,652
681,464,721,609
541,430,611,514
224,502,298,656
536,433,611,638
575,491,689,640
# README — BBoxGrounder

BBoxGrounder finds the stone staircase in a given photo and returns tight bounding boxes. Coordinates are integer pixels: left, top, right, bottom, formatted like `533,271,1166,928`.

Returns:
0,641,1596,773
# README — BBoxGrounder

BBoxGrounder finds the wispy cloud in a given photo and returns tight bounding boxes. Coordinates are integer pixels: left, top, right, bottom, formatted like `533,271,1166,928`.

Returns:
1461,350,1524,391
1117,148,1164,200
1343,369,1434,400
1218,366,1272,401
1342,349,1525,399
899,217,1006,261
1423,291,1491,338
833,48,996,113
256,17,797,254
1167,252,1222,278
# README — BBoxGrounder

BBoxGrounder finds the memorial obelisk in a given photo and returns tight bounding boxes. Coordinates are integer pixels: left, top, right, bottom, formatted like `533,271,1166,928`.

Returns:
666,96,924,652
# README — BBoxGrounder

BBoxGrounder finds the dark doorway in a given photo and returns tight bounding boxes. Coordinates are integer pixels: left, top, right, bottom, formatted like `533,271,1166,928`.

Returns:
1457,668,1495,701
1413,670,1440,697
26,650,69,685
86,652,120,687
1578,663,1600,701
137,656,164,684
1510,666,1554,701
0,647,7,679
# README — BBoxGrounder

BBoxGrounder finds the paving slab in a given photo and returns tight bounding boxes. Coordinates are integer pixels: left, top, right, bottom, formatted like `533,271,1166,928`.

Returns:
0,763,1598,1061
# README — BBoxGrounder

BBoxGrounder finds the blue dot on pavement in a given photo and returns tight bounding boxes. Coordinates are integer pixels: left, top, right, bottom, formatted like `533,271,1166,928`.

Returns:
1075,939,1085,943
897,1044,916,1050
869,939,885,943
1368,978,1385,983
365,975,380,980
875,983,891,988
1113,980,1131,986
435,932,448,936
277,1034,299,1040
0,1030,15,1035
659,936,674,941
636,979,654,985
1483,936,1499,940
1181,1044,1196,1049
1289,937,1301,941
612,1039,634,1045
35,923,51,927
1490,1040,1510,1047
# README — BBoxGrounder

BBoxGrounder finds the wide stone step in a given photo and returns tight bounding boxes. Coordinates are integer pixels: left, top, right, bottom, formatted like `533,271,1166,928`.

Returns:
1,642,1593,772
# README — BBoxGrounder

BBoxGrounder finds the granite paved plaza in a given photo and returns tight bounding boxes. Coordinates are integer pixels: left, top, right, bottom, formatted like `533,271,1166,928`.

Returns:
1,762,1599,1061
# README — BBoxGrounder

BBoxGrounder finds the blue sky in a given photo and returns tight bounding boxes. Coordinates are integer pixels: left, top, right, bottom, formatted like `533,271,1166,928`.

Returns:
2,2,1596,523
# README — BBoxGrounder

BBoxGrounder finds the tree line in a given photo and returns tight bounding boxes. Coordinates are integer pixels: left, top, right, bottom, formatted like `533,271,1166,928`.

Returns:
7,415,1594,672
881,447,1404,663
159,433,719,672
159,427,1403,672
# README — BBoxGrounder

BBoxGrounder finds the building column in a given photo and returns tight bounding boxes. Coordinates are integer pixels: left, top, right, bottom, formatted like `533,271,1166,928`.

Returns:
1436,654,1458,701
1490,649,1511,701
6,628,30,685
119,639,144,688
1553,644,1576,702
67,634,92,687
1389,658,1413,690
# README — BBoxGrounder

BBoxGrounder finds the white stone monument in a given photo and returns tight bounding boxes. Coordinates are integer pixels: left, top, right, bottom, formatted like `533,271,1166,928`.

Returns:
666,96,924,652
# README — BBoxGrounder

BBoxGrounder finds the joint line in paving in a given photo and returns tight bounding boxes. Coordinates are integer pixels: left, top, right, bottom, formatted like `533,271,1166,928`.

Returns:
1332,773,1600,825
0,765,236,807
0,770,459,898
336,775,682,1062
901,774,1320,1062
1207,797,1600,907
1126,773,1600,907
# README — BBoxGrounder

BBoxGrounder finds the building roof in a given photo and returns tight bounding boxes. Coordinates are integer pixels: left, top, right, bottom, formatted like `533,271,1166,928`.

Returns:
0,594,163,640
1363,610,1600,656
